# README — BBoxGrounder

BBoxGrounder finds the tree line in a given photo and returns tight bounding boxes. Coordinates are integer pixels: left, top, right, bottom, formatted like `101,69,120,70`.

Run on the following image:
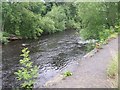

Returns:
1,2,119,41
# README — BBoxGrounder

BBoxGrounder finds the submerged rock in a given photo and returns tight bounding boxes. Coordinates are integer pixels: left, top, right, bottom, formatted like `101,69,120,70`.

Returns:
21,43,30,47
8,35,22,41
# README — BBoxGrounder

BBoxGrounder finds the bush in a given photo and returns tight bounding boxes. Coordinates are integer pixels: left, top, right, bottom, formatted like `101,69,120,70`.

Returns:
63,71,72,77
99,28,117,45
14,48,39,89
115,23,120,33
99,29,111,41
0,32,9,44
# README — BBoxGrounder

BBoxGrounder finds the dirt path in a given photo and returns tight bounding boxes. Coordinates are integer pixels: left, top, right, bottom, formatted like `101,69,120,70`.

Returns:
49,37,118,88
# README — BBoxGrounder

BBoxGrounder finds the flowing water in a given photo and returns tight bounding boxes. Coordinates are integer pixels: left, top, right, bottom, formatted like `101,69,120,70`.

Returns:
2,30,89,88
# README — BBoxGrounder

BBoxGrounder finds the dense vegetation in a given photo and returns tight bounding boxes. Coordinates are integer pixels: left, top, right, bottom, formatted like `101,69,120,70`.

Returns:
1,2,119,43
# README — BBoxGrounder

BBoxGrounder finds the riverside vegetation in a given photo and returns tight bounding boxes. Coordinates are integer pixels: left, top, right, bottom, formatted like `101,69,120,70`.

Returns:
1,2,120,44
107,54,118,87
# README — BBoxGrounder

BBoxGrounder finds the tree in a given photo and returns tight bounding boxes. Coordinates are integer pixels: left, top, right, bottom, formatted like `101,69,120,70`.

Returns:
77,2,118,40
2,2,43,39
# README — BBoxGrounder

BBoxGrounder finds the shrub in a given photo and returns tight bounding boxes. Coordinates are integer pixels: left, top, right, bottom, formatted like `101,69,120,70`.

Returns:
14,48,39,89
0,32,9,44
99,29,111,41
114,23,120,33
63,71,72,77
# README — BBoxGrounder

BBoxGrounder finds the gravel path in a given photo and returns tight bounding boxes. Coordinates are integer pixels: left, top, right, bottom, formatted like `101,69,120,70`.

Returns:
49,37,118,88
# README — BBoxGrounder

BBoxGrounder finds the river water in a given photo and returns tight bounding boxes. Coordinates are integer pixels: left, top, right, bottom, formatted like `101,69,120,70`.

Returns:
2,30,89,88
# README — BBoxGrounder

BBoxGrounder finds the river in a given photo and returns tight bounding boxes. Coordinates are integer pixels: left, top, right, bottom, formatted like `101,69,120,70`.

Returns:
2,30,90,88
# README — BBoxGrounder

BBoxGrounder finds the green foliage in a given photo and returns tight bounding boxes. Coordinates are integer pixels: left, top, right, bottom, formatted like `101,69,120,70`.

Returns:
66,19,81,30
63,71,72,77
79,2,118,40
86,43,95,52
64,3,81,30
46,5,66,32
19,9,43,39
2,3,67,38
99,27,117,45
29,2,47,15
107,55,118,78
2,2,119,40
115,23,120,33
14,48,39,89
108,33,118,39
2,2,44,39
65,19,75,29
40,17,55,34
99,29,111,42
79,3,104,39
0,32,9,44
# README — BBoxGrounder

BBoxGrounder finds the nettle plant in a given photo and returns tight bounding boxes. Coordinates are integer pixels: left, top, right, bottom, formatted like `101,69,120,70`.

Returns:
14,48,39,89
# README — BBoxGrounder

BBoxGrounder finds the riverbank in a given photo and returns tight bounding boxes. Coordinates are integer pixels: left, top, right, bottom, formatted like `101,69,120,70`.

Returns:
46,36,118,88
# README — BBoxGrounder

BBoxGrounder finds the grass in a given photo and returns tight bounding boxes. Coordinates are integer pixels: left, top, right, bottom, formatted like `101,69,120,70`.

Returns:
107,55,118,78
107,54,118,87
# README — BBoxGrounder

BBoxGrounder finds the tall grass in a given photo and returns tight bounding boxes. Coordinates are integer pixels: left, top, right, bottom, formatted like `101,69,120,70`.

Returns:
107,54,118,87
107,55,118,78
